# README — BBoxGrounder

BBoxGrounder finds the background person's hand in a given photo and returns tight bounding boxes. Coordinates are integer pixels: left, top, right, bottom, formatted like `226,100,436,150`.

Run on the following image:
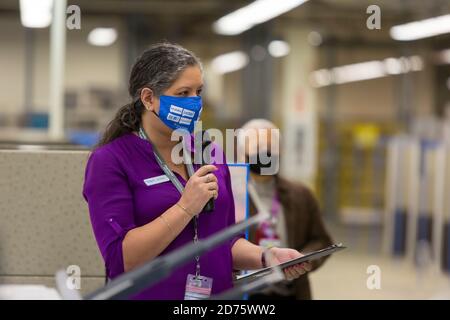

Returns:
266,247,312,280
178,164,218,216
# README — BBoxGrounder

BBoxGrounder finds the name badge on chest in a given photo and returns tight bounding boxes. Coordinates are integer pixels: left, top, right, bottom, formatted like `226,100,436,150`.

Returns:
143,174,170,186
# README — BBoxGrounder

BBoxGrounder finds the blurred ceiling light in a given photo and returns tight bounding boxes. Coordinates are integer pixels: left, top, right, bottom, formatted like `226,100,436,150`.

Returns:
310,69,332,87
390,14,450,41
384,57,403,75
20,0,54,28
211,51,249,74
88,28,117,46
311,55,423,87
408,55,423,71
307,31,322,46
332,61,385,84
436,49,450,64
213,0,309,35
251,45,267,61
268,40,290,57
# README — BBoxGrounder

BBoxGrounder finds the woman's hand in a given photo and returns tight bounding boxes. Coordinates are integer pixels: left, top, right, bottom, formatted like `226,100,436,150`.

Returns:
266,247,312,280
178,164,219,216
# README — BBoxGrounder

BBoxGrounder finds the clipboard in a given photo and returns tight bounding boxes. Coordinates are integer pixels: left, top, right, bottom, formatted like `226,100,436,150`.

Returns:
235,243,346,284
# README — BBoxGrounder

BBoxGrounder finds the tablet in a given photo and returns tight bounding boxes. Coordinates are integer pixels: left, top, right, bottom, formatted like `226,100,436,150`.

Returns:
235,243,346,283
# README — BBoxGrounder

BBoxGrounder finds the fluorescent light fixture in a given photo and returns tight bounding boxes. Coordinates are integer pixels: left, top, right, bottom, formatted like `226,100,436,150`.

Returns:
390,14,450,41
211,51,249,74
384,57,403,75
20,0,54,28
332,61,385,84
310,69,332,87
311,55,423,87
268,40,290,57
88,28,118,46
213,0,309,35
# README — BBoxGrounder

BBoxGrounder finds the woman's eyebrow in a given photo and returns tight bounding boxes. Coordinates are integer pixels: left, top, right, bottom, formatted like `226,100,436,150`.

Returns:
175,86,192,91
175,86,203,92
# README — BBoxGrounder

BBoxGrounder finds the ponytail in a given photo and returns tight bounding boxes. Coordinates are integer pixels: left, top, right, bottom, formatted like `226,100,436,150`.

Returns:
95,100,144,148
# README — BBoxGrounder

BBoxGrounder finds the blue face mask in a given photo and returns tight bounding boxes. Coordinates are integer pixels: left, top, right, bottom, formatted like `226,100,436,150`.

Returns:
154,95,203,133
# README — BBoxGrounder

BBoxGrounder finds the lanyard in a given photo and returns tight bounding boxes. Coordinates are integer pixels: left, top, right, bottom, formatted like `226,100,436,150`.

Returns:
270,193,280,216
138,127,202,277
268,193,281,226
251,181,281,231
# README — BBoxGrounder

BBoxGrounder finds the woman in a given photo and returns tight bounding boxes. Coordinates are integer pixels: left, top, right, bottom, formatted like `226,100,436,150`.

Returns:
83,42,311,300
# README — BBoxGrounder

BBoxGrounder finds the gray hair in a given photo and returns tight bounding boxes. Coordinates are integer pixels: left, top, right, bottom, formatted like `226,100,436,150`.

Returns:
129,42,203,100
238,118,281,151
236,118,281,171
97,42,202,147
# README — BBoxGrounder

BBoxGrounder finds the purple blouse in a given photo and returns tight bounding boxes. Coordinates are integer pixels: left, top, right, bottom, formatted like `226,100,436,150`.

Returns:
82,133,242,300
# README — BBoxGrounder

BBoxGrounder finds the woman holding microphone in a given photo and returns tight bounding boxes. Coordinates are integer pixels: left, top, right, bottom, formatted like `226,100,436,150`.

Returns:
83,42,311,300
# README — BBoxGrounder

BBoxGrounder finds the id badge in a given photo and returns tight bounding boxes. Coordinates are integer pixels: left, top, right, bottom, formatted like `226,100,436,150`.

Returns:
184,274,213,300
259,238,281,248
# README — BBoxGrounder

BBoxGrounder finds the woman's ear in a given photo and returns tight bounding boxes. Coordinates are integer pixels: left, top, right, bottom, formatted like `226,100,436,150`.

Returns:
140,88,155,111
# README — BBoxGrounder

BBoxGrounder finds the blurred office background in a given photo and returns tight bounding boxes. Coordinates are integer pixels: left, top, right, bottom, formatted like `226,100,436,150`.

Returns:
0,0,450,299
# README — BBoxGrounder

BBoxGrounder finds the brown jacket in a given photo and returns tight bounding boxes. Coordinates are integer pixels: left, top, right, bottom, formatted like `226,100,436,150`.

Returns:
248,176,333,299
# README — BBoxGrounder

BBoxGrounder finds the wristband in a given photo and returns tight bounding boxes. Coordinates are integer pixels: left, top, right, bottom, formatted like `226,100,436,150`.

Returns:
261,250,268,268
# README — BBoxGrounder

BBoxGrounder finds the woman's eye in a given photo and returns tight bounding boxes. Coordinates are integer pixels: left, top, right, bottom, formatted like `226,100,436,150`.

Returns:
178,91,189,96
196,89,202,96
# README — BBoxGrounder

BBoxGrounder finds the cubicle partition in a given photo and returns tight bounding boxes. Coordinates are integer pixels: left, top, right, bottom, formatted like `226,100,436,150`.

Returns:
0,149,104,295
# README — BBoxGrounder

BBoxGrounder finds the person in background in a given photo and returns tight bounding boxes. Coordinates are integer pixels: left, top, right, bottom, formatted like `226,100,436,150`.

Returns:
239,119,333,300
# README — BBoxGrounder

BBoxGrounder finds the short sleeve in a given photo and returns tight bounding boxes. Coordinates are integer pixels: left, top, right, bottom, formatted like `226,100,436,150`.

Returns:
83,147,137,279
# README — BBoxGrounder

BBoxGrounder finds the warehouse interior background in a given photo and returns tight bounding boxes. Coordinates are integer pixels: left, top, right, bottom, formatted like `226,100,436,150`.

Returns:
0,0,450,299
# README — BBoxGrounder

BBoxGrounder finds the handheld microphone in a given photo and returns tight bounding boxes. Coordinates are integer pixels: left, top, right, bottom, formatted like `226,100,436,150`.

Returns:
201,131,215,213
